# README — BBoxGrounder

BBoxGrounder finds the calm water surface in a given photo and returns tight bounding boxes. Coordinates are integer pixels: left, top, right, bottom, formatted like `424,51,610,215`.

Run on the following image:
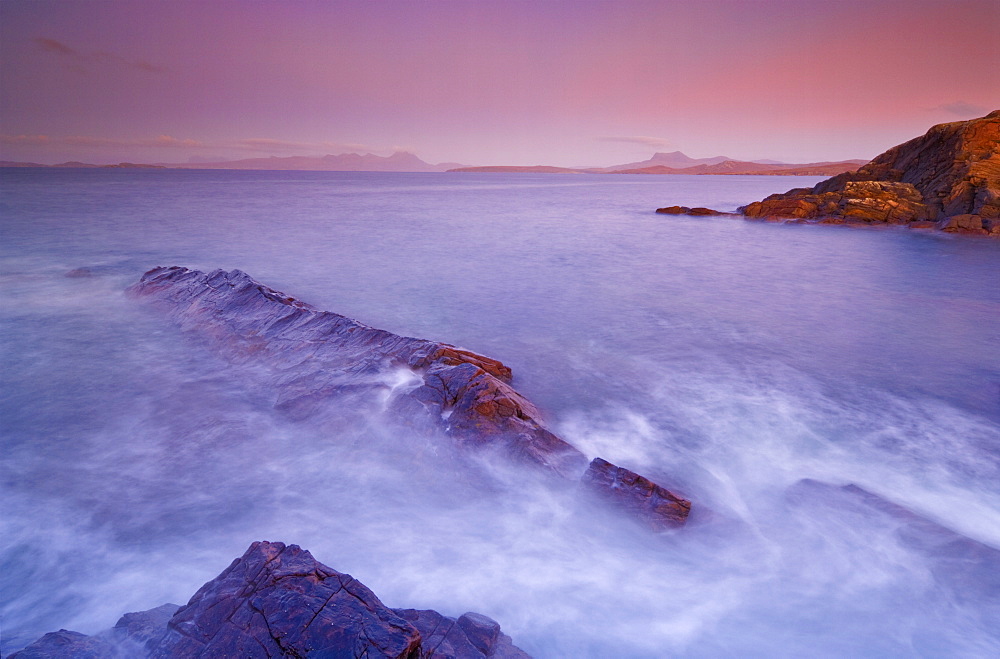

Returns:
2,169,999,656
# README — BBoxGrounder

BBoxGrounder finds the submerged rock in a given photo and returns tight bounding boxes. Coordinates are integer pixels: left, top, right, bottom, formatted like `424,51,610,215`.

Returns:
8,630,118,659
655,205,731,216
12,542,531,658
127,266,586,479
580,458,691,529
787,479,1000,600
737,110,1000,235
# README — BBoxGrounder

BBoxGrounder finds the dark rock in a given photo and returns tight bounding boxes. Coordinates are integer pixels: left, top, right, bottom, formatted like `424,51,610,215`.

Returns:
737,110,1000,235
580,458,691,529
127,266,586,479
12,542,532,658
393,609,531,658
127,267,692,531
111,603,179,654
65,268,94,278
7,630,117,659
656,205,730,216
151,541,423,658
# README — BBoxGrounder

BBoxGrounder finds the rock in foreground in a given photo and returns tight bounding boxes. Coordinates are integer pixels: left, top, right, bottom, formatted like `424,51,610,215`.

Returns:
12,541,530,659
128,266,586,479
581,458,691,529
739,111,1000,235
127,267,691,530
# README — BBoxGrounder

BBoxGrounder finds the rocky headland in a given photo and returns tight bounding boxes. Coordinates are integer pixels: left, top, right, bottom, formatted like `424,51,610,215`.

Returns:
739,111,1000,235
11,541,531,658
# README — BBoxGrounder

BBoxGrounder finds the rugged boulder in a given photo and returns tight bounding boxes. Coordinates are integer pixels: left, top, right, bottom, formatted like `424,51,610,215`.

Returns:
393,609,530,658
151,541,423,658
580,458,691,529
128,266,586,479
739,110,1000,235
11,542,531,658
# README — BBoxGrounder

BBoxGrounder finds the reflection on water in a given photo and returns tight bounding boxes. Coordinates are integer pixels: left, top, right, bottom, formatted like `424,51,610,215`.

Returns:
1,169,999,656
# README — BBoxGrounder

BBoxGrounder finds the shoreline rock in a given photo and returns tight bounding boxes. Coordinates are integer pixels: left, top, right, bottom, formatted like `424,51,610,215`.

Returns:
128,267,690,529
581,458,691,530
11,542,530,658
736,111,1000,236
128,266,586,479
655,205,734,217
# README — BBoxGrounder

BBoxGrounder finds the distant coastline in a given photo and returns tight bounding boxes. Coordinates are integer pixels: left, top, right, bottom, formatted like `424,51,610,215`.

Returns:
1,149,868,177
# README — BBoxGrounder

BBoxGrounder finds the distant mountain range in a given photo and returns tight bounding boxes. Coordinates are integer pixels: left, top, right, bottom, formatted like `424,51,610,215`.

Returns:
450,151,869,176
0,150,869,176
171,151,465,172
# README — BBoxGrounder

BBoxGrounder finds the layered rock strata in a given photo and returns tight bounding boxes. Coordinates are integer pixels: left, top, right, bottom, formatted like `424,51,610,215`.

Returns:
128,266,586,479
739,111,1000,235
11,541,530,658
128,267,691,530
581,458,692,530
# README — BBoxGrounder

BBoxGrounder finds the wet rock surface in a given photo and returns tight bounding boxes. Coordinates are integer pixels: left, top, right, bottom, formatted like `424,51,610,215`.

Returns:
127,266,586,479
393,609,531,658
580,458,691,529
655,205,733,216
787,480,1000,605
737,110,1000,235
150,541,423,658
8,630,119,659
12,542,531,659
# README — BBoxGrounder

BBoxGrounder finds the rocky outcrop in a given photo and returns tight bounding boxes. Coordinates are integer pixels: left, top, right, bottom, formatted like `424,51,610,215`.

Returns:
739,111,1000,235
581,458,691,529
8,630,119,658
655,205,733,216
393,609,529,658
786,480,1000,602
11,542,530,658
127,266,585,479
127,267,690,529
151,541,423,658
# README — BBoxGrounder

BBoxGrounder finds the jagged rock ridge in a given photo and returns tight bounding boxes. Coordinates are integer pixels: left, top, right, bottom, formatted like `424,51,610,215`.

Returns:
739,111,1000,235
128,266,586,479
11,541,530,658
128,267,691,528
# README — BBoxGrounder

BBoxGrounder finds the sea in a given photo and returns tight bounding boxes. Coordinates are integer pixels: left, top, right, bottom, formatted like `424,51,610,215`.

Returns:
1,168,999,657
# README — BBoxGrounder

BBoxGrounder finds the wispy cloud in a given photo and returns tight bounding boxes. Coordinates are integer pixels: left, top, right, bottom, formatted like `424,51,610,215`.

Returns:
1,134,202,148
0,134,52,145
34,37,166,74
931,101,990,117
35,37,76,56
596,136,674,149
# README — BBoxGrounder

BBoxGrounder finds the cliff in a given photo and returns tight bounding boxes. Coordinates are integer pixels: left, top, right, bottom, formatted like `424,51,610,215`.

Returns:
739,111,1000,235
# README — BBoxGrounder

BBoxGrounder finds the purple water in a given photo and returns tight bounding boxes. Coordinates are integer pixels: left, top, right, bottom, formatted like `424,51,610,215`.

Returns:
2,169,999,656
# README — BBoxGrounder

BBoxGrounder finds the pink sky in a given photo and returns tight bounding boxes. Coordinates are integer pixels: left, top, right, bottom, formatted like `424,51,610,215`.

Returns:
1,0,997,166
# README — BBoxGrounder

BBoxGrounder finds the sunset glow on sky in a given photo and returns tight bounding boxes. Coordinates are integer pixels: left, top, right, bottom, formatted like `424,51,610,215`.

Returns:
1,0,998,166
